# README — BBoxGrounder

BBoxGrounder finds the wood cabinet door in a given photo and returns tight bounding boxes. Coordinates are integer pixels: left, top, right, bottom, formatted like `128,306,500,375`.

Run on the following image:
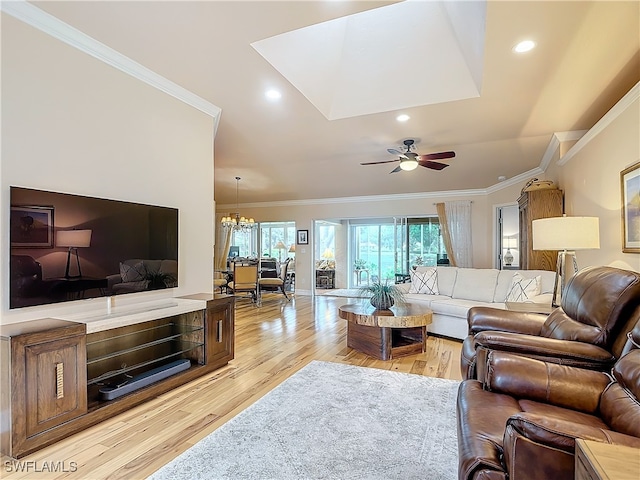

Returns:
24,335,87,438
205,297,235,368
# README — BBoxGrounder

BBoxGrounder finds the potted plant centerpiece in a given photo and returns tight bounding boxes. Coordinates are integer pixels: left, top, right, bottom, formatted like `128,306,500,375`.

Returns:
358,279,406,310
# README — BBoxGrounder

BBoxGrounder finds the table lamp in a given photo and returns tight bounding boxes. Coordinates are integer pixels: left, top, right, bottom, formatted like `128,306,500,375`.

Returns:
275,241,286,262
532,216,599,307
56,229,92,278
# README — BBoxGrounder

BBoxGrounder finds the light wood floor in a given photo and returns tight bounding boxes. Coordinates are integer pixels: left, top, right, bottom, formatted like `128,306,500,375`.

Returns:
2,294,463,480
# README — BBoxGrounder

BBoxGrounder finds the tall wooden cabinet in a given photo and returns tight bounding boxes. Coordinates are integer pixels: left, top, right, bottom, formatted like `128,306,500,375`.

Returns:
518,188,564,270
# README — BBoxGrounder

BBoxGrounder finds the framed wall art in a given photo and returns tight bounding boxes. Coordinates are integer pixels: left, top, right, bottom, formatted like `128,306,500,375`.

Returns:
297,229,309,245
621,161,640,253
10,205,55,248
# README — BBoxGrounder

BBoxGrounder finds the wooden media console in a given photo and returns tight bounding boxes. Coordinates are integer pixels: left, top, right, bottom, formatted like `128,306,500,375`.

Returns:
0,293,234,458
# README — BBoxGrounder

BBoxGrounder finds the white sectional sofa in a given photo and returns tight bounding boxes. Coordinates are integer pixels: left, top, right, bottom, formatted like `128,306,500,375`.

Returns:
396,266,556,340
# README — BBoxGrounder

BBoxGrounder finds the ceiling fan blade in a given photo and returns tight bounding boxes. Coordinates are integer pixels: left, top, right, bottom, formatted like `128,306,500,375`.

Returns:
387,148,408,159
417,151,455,161
419,160,450,171
360,159,400,165
389,165,402,174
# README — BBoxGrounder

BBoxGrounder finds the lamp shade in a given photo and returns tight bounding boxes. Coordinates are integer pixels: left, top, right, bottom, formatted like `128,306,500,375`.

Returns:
275,241,286,250
321,248,334,259
56,229,92,248
288,244,296,253
532,217,600,250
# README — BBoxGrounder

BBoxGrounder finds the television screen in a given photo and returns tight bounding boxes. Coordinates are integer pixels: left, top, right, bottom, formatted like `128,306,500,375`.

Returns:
10,187,178,309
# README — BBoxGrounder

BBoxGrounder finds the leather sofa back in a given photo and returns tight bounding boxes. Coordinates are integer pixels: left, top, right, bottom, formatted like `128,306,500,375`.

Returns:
541,266,640,357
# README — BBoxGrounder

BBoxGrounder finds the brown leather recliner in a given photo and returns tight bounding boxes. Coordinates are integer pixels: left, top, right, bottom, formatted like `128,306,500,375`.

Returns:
460,266,640,380
456,322,640,480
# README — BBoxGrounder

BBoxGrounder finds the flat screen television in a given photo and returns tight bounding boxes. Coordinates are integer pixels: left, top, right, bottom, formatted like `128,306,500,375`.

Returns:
9,186,178,309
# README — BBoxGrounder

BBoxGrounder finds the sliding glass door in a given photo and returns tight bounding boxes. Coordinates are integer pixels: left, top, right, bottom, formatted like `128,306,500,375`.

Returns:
348,216,445,287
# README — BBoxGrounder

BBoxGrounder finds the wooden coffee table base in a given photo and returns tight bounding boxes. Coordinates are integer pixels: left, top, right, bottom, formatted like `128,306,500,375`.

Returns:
347,322,426,361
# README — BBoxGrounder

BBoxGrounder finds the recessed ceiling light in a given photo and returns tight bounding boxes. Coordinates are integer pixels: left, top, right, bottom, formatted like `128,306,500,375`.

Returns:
265,89,282,100
513,40,536,53
396,114,410,122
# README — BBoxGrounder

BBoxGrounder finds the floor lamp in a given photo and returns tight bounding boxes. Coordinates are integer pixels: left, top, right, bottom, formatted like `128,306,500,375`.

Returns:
532,216,599,307
56,229,92,278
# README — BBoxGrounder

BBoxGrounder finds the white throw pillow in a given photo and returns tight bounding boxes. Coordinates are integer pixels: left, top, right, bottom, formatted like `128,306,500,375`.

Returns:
120,261,146,282
409,268,439,295
506,272,541,302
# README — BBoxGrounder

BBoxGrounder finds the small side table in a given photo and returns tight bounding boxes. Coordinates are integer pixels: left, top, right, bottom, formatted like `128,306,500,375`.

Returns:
575,439,640,480
316,269,335,289
354,268,369,285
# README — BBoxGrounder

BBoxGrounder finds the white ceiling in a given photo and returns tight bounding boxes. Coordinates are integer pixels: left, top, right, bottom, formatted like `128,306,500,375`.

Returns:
30,1,640,206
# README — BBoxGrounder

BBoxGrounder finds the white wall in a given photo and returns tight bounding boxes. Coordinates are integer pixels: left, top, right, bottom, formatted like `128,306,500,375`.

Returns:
547,87,640,273
1,15,216,324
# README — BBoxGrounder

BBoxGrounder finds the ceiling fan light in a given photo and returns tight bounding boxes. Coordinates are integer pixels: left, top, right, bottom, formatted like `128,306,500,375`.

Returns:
400,159,418,171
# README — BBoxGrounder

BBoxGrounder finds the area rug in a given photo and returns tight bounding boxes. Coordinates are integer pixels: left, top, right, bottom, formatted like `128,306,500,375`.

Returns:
148,360,460,480
318,288,369,298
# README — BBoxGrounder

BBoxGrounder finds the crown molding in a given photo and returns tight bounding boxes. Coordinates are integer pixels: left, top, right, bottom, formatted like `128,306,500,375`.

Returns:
558,81,639,166
1,1,222,129
485,167,544,195
218,188,489,210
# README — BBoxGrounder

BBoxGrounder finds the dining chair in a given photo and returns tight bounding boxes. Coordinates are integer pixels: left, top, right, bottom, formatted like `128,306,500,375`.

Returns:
227,263,259,302
258,258,292,300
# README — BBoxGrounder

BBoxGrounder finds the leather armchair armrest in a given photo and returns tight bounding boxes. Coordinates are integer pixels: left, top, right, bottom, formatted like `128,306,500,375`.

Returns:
505,413,640,454
474,331,616,368
484,351,611,413
467,307,546,335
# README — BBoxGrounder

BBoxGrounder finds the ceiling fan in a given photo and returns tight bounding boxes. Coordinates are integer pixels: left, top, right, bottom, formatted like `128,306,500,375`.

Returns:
361,139,455,173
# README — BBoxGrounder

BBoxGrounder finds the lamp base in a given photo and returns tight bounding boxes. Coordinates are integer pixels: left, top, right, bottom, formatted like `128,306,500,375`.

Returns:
64,247,83,279
551,250,578,307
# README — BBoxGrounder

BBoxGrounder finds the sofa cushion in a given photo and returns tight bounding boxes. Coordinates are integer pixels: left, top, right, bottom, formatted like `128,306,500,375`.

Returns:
452,269,499,303
404,293,451,308
120,261,146,282
431,298,505,319
408,268,439,294
505,273,541,302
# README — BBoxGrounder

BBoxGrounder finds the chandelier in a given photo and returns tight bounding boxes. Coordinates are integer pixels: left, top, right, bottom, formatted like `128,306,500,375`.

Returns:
221,176,257,231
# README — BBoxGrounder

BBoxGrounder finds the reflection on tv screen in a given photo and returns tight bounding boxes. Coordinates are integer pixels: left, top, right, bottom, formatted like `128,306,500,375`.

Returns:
10,187,178,309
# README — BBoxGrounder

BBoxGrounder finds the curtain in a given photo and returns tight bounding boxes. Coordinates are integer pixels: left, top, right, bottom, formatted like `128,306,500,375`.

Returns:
214,220,233,271
436,203,456,266
436,200,473,268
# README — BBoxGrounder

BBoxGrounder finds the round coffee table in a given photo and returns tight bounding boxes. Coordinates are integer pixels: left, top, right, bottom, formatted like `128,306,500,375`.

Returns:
338,303,433,360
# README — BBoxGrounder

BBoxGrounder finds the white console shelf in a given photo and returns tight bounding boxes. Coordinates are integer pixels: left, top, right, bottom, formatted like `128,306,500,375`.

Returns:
53,297,208,333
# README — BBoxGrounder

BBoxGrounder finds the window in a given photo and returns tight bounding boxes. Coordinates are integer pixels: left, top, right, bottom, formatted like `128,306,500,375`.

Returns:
315,223,336,270
407,217,446,268
230,229,256,258
260,222,295,261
